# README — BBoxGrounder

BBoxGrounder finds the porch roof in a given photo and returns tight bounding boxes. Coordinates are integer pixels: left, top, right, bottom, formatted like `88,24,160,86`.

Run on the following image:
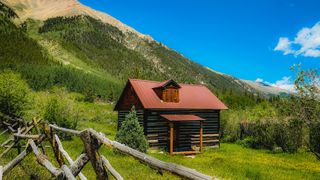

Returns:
160,114,205,122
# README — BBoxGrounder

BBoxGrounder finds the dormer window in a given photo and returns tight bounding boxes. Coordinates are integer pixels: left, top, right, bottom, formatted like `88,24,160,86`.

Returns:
153,79,181,103
162,86,179,102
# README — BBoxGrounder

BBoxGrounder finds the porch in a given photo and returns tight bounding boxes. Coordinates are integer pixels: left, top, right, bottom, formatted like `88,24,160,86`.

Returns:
160,114,205,155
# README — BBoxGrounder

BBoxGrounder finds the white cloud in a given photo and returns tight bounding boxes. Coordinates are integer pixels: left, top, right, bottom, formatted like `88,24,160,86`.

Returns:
274,22,320,58
274,37,293,55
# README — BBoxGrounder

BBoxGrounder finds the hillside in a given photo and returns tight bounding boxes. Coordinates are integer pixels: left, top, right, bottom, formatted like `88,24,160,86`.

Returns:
0,0,290,104
2,0,152,40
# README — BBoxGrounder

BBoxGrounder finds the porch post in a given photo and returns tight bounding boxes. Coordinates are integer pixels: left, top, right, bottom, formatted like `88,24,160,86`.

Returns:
169,122,173,155
200,121,203,152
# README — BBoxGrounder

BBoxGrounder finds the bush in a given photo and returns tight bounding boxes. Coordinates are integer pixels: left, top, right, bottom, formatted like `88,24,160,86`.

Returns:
238,118,303,152
44,88,78,130
243,120,275,150
310,121,320,159
220,110,242,142
115,107,148,152
274,118,303,153
0,70,31,117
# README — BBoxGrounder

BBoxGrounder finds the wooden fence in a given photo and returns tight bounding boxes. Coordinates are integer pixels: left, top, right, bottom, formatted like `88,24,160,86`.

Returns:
0,117,215,180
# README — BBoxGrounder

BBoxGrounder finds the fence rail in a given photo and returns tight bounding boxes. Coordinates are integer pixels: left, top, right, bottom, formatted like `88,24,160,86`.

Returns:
0,117,214,180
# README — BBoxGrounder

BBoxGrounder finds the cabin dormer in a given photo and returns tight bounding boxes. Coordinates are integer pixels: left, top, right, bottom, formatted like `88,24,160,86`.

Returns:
153,79,181,103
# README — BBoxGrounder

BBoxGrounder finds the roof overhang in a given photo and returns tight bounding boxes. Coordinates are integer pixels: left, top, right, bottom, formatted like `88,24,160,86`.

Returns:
160,114,205,122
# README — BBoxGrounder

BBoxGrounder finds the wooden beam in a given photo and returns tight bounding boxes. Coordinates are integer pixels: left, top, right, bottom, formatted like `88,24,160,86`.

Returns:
29,140,64,178
32,117,46,155
54,135,87,180
61,165,76,180
0,120,41,158
80,130,108,180
169,122,173,155
13,134,40,139
200,121,203,152
70,154,90,177
49,124,81,136
89,129,213,180
3,135,46,176
43,123,65,166
191,134,219,137
101,155,124,180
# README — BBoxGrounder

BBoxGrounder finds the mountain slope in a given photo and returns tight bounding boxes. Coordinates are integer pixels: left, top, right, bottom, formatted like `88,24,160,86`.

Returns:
1,0,282,102
35,15,255,94
2,0,152,40
0,14,121,101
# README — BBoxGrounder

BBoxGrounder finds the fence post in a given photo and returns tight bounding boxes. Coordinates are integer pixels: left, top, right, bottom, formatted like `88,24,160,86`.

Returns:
80,130,108,180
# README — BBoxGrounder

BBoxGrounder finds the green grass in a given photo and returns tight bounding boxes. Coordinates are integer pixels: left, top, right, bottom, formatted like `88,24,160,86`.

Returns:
1,99,320,179
150,144,320,180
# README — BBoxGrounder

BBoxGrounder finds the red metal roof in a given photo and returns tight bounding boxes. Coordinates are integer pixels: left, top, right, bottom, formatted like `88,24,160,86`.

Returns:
160,114,205,121
127,79,228,110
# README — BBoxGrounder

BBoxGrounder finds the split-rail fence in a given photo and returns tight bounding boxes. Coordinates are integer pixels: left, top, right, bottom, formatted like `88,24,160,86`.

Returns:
0,116,215,180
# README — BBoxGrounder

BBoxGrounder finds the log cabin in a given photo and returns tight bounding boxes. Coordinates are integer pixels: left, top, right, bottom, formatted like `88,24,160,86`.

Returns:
114,79,228,155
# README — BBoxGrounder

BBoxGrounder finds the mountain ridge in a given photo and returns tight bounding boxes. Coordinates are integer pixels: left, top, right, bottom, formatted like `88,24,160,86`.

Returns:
3,0,153,41
0,0,289,99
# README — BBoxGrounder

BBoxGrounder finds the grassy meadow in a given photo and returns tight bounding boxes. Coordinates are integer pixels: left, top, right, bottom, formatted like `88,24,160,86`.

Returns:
1,95,320,180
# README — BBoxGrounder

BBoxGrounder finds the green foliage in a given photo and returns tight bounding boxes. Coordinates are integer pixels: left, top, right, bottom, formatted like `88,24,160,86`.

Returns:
290,67,320,159
39,16,165,82
273,118,303,153
0,16,121,101
310,122,320,158
0,70,31,117
115,107,148,152
221,101,303,152
44,88,78,130
0,16,51,65
240,118,302,152
241,119,275,150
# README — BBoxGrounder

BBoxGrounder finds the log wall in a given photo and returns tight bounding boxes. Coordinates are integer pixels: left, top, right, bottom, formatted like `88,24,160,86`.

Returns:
117,109,220,151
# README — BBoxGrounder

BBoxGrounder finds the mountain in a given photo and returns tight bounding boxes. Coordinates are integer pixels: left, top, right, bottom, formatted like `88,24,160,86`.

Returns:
242,80,291,96
0,0,284,103
2,0,152,40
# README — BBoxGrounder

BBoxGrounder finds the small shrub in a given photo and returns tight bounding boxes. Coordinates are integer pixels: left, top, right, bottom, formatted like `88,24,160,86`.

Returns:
0,70,31,117
44,88,78,130
115,106,148,152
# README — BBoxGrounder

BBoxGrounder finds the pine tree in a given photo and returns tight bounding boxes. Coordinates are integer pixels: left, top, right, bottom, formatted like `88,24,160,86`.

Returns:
115,106,149,152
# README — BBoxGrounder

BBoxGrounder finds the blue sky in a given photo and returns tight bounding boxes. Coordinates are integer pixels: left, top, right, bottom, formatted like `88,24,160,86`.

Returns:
79,0,320,89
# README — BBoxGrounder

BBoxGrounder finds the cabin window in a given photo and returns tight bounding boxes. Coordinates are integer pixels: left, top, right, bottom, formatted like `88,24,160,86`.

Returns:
162,88,179,102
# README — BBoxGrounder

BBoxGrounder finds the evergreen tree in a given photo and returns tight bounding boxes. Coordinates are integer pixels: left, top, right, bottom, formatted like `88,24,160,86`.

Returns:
115,106,148,152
